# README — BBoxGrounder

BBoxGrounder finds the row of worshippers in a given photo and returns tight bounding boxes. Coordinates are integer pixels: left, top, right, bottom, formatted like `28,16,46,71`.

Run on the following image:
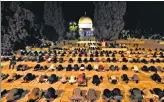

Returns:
3,71,163,86
2,87,164,102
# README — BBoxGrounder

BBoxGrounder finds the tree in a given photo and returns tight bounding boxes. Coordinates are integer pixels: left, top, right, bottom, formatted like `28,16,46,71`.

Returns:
1,1,42,53
1,34,13,52
94,2,126,40
120,30,130,39
44,2,65,40
66,21,79,40
66,32,76,40
69,22,78,32
66,32,72,40
43,25,59,41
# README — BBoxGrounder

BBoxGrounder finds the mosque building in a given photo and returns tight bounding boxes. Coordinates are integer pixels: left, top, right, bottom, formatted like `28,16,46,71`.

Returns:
78,12,94,38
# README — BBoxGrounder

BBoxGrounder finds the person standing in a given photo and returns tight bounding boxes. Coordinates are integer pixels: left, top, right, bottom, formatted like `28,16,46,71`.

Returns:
9,55,16,69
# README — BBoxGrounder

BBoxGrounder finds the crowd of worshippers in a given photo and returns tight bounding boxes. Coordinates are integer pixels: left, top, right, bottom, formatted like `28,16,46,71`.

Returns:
2,48,164,69
2,47,164,59
2,65,164,85
6,55,164,73
1,44,164,101
26,42,52,48
106,43,127,48
76,42,127,48
1,87,164,102
1,42,164,59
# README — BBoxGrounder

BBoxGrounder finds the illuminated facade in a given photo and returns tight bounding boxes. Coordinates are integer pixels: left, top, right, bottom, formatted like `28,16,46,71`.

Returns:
78,16,93,37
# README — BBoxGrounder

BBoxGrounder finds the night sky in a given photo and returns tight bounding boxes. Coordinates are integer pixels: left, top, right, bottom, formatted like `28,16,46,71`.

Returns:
3,1,164,33
62,1,164,33
62,1,94,22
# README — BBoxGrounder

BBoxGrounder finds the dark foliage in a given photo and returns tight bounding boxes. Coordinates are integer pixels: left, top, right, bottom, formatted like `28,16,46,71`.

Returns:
94,2,126,40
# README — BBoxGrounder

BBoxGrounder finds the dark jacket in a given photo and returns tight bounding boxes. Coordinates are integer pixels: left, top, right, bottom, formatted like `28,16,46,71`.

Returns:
44,88,57,99
151,73,162,82
23,73,35,82
74,64,79,71
92,75,101,86
102,89,113,100
48,74,58,84
121,74,129,83
112,88,123,100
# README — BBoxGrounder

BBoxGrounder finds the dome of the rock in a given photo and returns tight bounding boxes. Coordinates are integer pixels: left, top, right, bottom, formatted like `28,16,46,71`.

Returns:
78,16,92,24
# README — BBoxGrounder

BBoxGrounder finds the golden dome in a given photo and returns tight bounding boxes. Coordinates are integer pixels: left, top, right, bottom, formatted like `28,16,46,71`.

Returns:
78,16,92,24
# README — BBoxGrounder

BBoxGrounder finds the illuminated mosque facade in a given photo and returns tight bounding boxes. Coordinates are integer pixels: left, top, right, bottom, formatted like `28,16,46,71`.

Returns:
78,13,94,37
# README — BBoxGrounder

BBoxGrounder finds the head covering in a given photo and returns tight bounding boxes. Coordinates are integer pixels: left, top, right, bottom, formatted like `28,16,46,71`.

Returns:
47,58,51,62
129,55,132,58
69,76,77,83
133,65,139,71
61,76,67,83
111,76,117,80
50,64,54,68
80,66,85,70
49,64,54,70
94,64,98,70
